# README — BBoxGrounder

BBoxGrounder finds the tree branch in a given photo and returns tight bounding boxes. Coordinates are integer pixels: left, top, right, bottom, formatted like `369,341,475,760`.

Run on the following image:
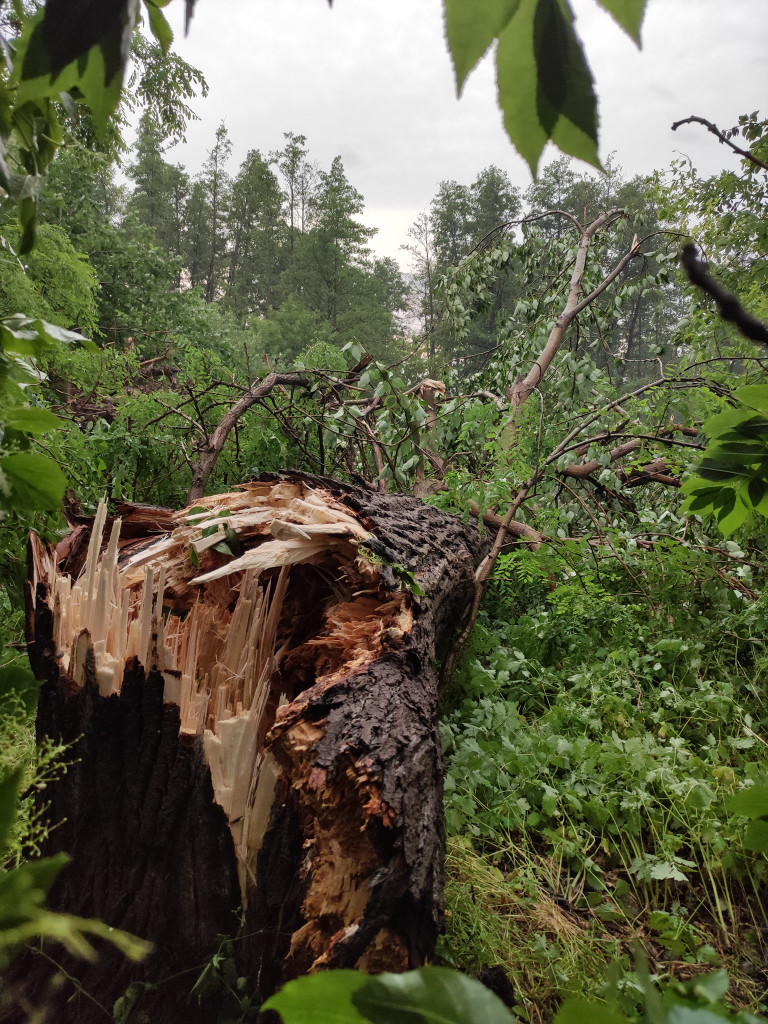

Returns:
508,209,626,407
671,115,768,172
187,371,309,501
680,244,768,346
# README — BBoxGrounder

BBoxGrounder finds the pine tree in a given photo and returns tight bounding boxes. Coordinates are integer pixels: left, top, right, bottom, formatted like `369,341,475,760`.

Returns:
288,155,375,332
275,132,316,259
201,122,232,302
430,180,473,271
226,149,286,321
125,111,190,257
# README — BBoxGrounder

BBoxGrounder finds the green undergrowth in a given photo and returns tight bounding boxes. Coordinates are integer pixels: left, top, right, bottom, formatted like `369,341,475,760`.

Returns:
439,537,768,1020
0,599,68,869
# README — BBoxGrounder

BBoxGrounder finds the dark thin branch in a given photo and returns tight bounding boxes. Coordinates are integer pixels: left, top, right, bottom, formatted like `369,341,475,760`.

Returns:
671,115,768,172
681,244,768,346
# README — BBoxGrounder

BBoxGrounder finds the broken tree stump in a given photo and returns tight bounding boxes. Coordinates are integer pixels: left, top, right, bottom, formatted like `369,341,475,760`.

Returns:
10,474,485,1023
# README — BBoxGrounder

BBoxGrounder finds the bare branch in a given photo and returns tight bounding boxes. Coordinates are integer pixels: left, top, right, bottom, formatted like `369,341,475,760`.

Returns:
187,371,309,501
671,115,768,172
508,209,626,408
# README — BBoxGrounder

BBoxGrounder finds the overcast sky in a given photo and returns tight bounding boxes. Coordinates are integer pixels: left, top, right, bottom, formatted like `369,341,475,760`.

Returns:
160,0,767,266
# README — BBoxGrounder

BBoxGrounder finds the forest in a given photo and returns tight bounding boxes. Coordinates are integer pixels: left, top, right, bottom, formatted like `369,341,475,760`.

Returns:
1,1,767,1023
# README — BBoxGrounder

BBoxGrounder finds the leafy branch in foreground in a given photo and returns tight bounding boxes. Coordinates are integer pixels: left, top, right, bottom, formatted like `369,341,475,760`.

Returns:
682,384,768,536
261,961,762,1024
1,0,192,250
0,315,95,516
443,0,647,174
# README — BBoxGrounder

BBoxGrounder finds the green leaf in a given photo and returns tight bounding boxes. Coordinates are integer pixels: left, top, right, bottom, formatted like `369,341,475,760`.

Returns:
711,441,767,464
681,484,721,513
666,1009,729,1024
496,0,600,176
0,664,40,712
702,410,768,441
5,850,70,901
32,319,93,348
444,0,521,94
648,861,689,882
0,315,93,357
2,405,62,434
19,1,129,80
555,998,627,1024
0,451,67,511
70,42,127,139
594,0,646,44
748,476,767,507
694,460,749,483
261,970,371,1023
733,384,768,414
716,490,749,536
690,970,730,1004
143,0,174,54
14,2,138,139
744,818,768,853
353,966,516,1024
727,785,768,819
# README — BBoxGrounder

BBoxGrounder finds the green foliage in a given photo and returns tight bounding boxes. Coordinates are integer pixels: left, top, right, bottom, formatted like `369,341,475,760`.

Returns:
262,966,515,1024
683,385,768,536
0,1,205,251
0,224,99,334
262,961,760,1024
439,531,768,1011
727,785,768,854
443,0,647,174
555,960,762,1024
0,313,94,516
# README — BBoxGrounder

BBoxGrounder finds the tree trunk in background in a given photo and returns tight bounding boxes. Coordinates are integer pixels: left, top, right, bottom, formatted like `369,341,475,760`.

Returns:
8,474,484,1024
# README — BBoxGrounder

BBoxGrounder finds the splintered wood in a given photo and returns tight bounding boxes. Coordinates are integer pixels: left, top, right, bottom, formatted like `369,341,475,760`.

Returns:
40,480,412,892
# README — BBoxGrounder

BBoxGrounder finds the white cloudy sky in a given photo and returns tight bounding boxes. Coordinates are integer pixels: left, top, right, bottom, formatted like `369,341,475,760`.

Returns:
160,0,767,265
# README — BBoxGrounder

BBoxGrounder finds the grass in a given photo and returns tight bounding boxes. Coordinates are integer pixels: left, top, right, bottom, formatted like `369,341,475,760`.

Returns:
0,593,69,869
439,541,768,1018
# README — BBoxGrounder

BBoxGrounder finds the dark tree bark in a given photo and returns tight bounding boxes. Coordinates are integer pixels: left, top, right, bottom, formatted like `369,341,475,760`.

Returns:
6,474,485,1024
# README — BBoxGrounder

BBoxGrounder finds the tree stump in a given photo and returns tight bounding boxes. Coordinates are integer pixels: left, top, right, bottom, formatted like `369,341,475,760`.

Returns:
9,474,484,1023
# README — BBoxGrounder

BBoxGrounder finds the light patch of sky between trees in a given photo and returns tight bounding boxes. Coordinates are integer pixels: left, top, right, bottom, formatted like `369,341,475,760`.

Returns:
157,0,768,266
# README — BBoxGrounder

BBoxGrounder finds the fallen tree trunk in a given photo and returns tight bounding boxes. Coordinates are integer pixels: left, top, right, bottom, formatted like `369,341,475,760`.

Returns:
8,473,484,1023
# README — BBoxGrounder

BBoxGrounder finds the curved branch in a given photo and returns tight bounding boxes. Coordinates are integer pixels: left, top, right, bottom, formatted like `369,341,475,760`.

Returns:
671,115,768,172
188,372,309,501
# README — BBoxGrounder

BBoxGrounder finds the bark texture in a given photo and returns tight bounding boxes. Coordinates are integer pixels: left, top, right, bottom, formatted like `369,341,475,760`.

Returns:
7,473,485,1023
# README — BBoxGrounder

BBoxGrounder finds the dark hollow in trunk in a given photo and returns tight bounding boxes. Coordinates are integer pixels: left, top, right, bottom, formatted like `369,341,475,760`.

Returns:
6,474,484,1023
